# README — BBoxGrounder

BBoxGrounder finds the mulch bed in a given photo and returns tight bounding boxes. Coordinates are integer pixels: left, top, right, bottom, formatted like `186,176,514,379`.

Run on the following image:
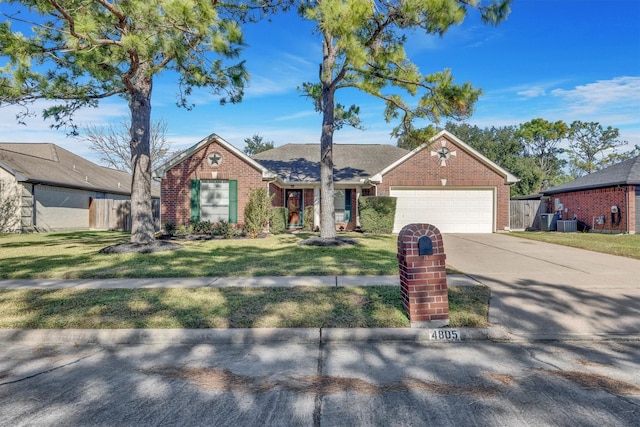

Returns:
297,236,358,247
98,240,184,254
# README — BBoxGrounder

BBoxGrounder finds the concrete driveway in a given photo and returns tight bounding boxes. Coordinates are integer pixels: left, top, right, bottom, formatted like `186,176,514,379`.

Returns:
443,233,640,340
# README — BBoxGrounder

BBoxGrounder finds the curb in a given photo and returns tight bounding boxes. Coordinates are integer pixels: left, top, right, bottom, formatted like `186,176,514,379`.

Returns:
0,328,491,346
2,328,636,346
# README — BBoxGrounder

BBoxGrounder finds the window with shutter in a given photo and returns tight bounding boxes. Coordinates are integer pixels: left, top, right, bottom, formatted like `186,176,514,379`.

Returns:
190,179,200,222
229,180,238,224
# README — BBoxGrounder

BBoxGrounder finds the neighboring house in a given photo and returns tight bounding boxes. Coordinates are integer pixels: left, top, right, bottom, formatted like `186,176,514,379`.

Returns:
542,156,640,234
0,143,159,232
155,130,518,233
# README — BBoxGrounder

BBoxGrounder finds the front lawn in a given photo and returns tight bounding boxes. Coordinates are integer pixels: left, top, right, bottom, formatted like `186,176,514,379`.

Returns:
509,231,640,260
0,231,402,279
0,231,488,329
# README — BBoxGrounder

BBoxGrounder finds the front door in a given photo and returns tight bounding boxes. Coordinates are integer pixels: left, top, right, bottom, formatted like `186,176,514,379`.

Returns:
286,190,303,228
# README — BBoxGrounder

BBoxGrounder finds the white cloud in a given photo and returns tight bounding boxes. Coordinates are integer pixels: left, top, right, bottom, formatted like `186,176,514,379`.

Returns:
551,76,640,115
517,86,546,98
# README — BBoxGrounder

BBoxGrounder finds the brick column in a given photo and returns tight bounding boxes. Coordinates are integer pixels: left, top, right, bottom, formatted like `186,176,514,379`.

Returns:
397,223,449,327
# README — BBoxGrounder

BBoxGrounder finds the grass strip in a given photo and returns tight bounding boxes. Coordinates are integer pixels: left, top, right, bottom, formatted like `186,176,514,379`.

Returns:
509,231,640,260
0,285,490,329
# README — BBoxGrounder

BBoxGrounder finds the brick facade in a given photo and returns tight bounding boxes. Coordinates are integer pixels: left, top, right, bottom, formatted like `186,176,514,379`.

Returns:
159,132,514,233
550,185,636,233
397,223,449,325
161,140,266,226
378,135,511,231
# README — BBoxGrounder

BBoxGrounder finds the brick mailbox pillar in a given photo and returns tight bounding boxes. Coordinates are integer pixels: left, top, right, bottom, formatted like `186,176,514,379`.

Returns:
397,223,449,327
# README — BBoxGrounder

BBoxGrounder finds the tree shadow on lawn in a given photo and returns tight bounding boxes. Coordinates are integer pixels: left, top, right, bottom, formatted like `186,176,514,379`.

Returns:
0,242,399,279
0,231,128,250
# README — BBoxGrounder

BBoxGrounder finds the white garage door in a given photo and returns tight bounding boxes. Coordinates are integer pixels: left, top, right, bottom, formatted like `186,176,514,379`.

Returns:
35,185,90,231
390,188,494,233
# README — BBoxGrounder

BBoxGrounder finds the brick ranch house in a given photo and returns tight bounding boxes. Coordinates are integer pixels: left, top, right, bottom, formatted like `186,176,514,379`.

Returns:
153,130,519,233
542,155,640,234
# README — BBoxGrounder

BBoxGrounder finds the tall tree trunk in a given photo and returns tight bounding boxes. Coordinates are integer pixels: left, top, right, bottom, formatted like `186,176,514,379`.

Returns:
128,75,155,244
318,32,338,240
320,82,336,240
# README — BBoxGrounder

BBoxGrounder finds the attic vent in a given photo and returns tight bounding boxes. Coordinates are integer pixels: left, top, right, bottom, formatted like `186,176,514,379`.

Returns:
85,176,89,182
118,182,121,188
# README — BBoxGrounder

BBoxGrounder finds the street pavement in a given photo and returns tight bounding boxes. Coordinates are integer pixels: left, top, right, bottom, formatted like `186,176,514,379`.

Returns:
1,338,639,426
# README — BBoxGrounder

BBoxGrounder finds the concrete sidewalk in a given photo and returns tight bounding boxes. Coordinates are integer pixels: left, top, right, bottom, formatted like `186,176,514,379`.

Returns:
0,275,398,289
0,274,479,290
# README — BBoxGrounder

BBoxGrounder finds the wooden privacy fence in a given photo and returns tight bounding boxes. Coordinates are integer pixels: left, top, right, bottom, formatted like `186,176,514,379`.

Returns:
510,199,543,231
90,198,160,231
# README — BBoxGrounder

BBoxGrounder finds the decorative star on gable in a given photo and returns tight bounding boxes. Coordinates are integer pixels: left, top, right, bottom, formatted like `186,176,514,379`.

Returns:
208,152,222,167
430,140,456,166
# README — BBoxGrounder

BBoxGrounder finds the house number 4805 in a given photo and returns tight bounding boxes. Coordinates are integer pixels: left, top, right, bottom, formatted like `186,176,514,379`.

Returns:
429,330,460,341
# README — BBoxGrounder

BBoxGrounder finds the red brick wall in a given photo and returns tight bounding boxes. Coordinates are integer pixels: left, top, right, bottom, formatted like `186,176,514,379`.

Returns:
161,141,266,226
378,135,512,231
303,189,314,211
270,183,283,208
551,185,635,233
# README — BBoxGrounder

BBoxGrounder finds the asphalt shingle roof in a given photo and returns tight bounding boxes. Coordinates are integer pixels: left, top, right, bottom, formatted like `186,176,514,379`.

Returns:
0,143,137,195
543,156,640,194
251,144,409,183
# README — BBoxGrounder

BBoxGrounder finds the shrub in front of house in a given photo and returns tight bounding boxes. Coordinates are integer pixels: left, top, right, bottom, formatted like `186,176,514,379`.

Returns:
270,207,288,234
174,222,194,237
303,205,314,231
215,220,241,239
191,219,214,235
244,188,274,238
163,220,176,236
358,196,397,234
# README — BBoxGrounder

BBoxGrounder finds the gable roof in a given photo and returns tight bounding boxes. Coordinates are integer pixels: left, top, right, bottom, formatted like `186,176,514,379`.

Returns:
251,144,409,184
0,143,137,195
153,133,275,179
371,130,519,184
543,155,640,195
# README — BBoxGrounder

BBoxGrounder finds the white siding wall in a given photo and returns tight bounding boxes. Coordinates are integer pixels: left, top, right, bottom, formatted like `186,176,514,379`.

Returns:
0,169,21,232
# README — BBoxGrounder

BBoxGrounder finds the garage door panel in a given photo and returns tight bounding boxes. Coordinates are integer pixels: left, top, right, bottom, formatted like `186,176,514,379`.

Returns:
391,189,494,233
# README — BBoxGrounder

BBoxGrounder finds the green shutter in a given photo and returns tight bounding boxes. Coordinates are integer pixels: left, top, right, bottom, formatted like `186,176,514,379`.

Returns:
190,179,200,222
345,189,352,223
229,180,238,223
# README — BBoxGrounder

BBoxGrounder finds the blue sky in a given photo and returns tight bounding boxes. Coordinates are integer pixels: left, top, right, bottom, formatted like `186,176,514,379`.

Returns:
1,0,639,165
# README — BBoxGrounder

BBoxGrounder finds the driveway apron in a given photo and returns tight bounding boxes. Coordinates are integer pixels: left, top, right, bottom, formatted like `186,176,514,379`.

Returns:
443,233,640,340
